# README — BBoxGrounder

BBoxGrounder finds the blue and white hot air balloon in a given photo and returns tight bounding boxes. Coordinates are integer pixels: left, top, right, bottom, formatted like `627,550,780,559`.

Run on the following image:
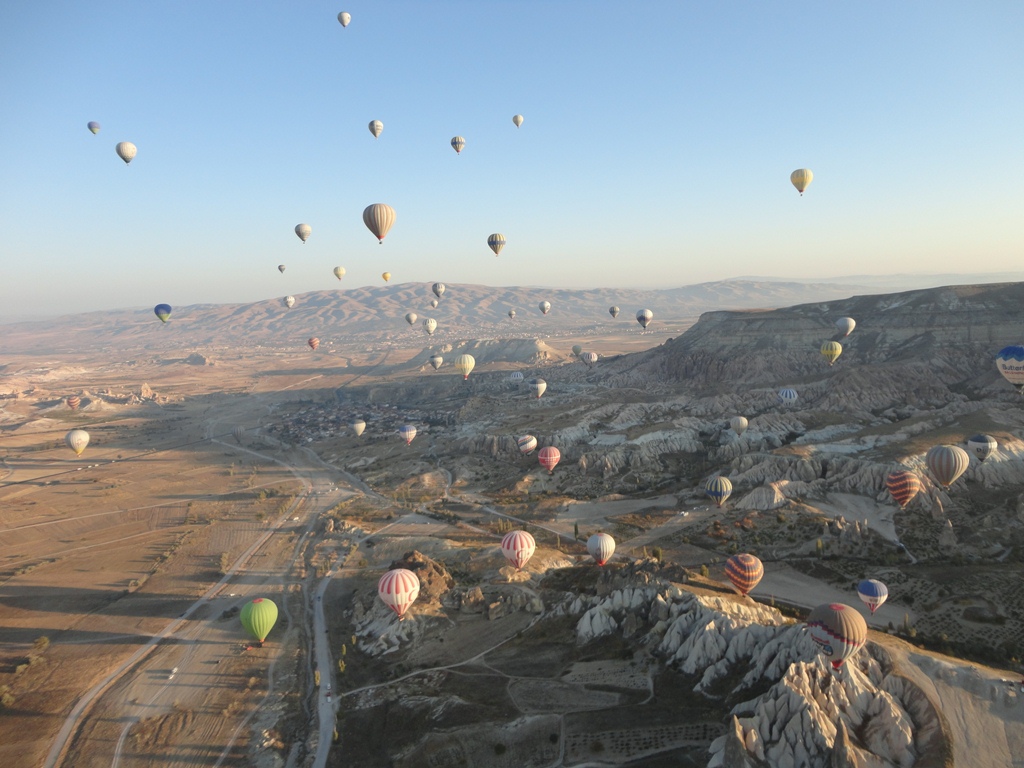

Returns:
778,388,798,406
856,579,888,614
996,346,1024,393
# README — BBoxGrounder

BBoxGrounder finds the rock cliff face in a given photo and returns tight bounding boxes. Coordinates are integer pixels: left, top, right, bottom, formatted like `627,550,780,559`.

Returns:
607,282,1024,400
567,584,946,768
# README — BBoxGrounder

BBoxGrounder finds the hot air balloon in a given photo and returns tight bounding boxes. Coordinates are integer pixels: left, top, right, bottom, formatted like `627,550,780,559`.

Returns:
451,136,465,154
432,283,445,298
284,295,296,309
429,354,443,370
730,416,748,436
240,598,279,644
517,435,538,455
454,354,475,380
399,425,417,446
87,121,100,135
790,168,813,196
704,476,733,508
350,419,366,437
967,434,997,462
538,446,560,474
636,309,653,329
308,337,320,351
806,603,867,670
337,11,351,27
65,429,89,456
821,341,843,366
856,580,888,614
382,272,391,282
278,264,286,273
509,371,524,386
423,318,437,335
154,304,172,323
996,346,1024,393
778,388,798,406
487,233,506,255
115,141,136,164
501,530,535,570
926,444,970,487
571,345,582,357
580,352,599,368
885,470,921,509
512,114,524,128
587,533,615,566
295,223,311,243
508,310,516,320
835,317,856,337
232,426,245,444
368,120,383,138
609,306,620,318
430,299,439,308
538,301,551,315
66,395,81,411
334,266,346,280
404,312,418,326
528,378,547,399
363,203,396,243
725,553,763,596
378,569,420,620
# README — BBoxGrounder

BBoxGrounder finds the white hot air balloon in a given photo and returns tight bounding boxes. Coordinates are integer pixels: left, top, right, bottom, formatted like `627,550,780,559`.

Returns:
512,114,524,128
636,309,653,329
295,223,311,243
528,378,547,399
587,533,615,566
538,301,551,315
791,168,813,195
363,203,396,243
65,429,90,456
835,317,856,337
423,318,437,335
350,419,366,437
729,416,748,436
337,11,351,27
429,354,443,370
115,141,137,165
284,295,296,308
368,120,383,138
334,266,346,280
404,312,418,326
430,299,439,308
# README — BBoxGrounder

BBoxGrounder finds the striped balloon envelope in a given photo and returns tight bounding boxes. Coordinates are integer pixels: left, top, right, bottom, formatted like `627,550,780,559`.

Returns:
501,530,536,570
856,579,888,614
451,136,465,154
399,425,417,445
885,470,921,509
517,435,538,455
778,388,798,406
363,203,396,243
509,371,524,386
487,233,506,256
307,337,320,351
704,476,733,508
377,569,420,620
820,341,843,366
725,553,763,596
538,446,560,473
926,444,970,487
66,395,81,410
587,533,615,566
806,603,867,670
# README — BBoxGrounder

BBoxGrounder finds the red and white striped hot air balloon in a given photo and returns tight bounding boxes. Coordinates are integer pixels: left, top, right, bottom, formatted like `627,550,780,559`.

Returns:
538,446,560,474
377,569,420,620
587,533,615,566
501,530,536,570
66,395,81,410
307,337,320,351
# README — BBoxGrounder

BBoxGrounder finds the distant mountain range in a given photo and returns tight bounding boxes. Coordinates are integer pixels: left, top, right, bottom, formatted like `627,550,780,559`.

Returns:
2,277,1016,356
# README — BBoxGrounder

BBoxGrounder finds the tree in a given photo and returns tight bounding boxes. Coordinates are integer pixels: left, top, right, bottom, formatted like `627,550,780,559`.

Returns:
651,546,662,562
574,522,579,540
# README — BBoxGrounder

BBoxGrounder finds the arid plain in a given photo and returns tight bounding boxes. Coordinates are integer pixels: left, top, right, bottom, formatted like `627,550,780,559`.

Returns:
5,280,1024,767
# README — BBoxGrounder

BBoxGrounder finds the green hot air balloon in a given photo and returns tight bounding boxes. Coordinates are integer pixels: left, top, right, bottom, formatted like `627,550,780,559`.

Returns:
240,597,279,645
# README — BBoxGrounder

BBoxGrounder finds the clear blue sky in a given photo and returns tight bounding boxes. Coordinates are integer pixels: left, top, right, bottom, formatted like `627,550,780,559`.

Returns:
1,1,1022,317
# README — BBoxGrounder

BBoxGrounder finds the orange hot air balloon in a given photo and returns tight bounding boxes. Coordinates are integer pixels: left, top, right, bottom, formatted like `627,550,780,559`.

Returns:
308,337,320,351
885,470,921,509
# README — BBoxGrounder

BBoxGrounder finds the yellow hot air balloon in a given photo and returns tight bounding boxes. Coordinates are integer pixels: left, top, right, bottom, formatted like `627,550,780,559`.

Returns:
790,168,813,195
382,272,391,282
454,354,475,380
820,341,843,366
